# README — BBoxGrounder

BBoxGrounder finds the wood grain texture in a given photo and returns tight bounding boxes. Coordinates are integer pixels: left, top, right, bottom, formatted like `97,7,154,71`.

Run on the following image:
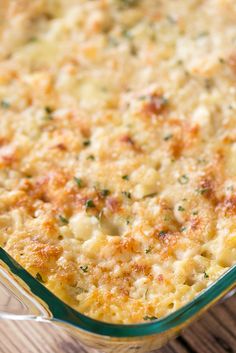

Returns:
0,296,235,353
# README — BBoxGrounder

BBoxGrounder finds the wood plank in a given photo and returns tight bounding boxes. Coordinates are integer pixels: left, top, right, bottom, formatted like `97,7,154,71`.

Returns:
0,296,235,353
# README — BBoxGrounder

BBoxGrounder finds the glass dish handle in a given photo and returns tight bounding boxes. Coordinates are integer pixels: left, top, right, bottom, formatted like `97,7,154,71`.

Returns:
0,260,51,321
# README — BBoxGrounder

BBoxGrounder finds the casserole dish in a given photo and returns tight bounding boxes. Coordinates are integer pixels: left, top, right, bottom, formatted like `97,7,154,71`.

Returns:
0,248,235,353
1,1,236,352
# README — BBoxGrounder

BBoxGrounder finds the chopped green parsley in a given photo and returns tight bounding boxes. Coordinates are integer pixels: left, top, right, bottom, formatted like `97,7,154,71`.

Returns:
85,199,95,209
122,191,132,199
83,140,91,147
35,273,45,283
100,189,110,197
143,316,158,321
1,100,10,109
74,177,83,188
145,247,152,254
87,155,95,161
159,230,167,237
163,133,173,141
178,175,189,185
59,215,69,224
80,265,89,273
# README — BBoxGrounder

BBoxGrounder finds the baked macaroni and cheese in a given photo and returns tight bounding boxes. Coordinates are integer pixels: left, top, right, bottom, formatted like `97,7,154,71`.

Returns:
0,0,236,324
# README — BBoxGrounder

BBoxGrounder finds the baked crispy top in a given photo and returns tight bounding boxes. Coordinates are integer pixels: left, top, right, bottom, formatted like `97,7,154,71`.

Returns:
0,0,236,323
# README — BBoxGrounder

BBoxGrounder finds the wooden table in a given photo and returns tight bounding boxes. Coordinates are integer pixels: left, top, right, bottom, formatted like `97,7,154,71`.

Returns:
0,295,235,353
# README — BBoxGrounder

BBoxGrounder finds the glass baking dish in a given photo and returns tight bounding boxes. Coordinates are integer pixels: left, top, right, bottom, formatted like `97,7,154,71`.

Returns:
0,247,235,353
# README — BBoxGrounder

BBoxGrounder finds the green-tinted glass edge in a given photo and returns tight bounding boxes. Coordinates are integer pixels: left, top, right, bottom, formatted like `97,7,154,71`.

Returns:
0,248,235,337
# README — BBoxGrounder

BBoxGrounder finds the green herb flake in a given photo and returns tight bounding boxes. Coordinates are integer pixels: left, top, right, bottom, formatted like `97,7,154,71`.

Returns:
204,271,209,278
159,230,167,237
118,0,140,9
122,175,129,180
180,226,187,232
74,177,83,188
1,100,11,109
178,205,185,212
163,133,173,141
83,140,91,147
59,215,69,224
87,155,95,161
159,96,169,107
143,316,158,321
35,273,45,283
100,189,110,197
178,175,189,185
144,192,157,199
85,199,95,209
76,287,88,294
44,106,53,120
197,158,208,165
122,191,132,199
80,265,89,273
195,188,209,195
45,106,53,114
125,0,139,5
145,247,152,254
192,210,198,215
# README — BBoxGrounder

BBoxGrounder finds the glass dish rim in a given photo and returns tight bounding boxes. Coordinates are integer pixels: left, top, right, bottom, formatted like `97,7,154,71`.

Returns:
0,248,235,338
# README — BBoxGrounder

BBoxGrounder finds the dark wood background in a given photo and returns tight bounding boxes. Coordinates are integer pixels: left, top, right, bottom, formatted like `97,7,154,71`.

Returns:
0,295,235,353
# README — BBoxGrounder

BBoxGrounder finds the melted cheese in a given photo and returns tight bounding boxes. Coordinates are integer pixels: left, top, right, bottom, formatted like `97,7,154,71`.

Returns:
0,0,236,323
